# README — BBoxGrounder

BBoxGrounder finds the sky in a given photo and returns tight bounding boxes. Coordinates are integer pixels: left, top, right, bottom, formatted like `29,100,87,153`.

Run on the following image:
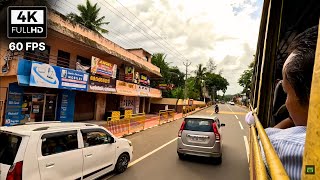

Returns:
51,0,263,95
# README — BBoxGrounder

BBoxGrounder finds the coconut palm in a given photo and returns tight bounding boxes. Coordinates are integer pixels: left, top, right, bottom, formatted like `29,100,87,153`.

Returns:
67,0,109,34
194,64,207,100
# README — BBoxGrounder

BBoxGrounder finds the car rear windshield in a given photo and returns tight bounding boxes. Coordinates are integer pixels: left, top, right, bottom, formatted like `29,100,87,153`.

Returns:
0,132,22,165
184,118,213,132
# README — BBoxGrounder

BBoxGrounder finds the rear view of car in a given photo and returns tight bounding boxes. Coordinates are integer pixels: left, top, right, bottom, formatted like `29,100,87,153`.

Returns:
177,115,224,164
0,132,25,180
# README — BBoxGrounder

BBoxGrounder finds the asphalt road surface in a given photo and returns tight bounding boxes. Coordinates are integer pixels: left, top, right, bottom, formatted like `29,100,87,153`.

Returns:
102,104,250,180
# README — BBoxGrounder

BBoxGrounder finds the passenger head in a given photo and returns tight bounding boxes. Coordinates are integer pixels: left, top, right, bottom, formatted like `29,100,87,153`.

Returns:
282,26,318,126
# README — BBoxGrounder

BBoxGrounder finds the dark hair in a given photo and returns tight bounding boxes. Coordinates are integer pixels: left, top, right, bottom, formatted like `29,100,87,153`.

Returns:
284,26,318,106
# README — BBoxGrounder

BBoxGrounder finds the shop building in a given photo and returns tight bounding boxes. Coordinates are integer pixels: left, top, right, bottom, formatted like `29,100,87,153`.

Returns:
0,10,162,126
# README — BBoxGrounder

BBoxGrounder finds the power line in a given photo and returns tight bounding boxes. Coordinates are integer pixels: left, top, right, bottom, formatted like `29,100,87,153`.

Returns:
50,1,142,48
99,0,186,63
114,0,189,61
52,0,189,65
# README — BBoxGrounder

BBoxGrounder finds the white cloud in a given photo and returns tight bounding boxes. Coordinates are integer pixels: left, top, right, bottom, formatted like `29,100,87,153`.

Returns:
52,0,262,94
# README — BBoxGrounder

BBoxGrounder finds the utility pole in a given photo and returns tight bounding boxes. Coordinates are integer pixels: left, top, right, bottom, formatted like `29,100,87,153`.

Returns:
183,60,191,104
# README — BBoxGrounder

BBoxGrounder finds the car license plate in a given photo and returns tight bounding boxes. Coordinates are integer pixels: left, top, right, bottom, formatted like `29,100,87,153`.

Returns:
191,137,204,141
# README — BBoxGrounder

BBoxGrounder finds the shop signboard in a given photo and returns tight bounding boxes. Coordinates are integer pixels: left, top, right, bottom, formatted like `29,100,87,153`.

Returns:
91,56,117,78
60,68,89,91
4,83,24,126
88,75,116,93
56,90,75,122
149,88,162,98
125,66,134,82
120,96,135,110
29,61,89,91
140,74,150,86
30,61,60,88
137,85,150,97
116,80,138,96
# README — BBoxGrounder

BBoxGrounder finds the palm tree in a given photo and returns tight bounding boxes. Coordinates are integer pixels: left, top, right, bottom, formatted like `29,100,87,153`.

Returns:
195,64,207,100
67,0,109,34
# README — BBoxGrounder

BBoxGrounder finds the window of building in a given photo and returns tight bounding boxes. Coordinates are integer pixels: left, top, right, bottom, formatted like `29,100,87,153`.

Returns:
41,130,78,156
81,129,113,147
57,50,70,68
24,45,50,64
76,55,91,72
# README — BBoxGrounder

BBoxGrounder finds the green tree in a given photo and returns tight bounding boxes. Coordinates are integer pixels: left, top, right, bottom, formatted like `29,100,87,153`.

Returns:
67,0,109,34
238,61,255,93
194,64,207,100
172,87,184,110
205,73,229,100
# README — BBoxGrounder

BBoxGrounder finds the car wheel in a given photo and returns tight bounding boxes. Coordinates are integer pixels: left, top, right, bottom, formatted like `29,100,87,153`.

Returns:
178,153,186,160
115,153,130,174
215,156,222,165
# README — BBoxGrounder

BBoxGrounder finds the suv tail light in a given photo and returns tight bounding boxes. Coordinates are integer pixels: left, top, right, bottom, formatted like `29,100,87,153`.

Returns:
6,161,23,180
178,121,186,137
212,123,220,140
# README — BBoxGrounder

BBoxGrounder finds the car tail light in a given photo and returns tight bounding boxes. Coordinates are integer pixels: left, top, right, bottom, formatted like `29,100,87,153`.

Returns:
212,123,220,140
178,121,186,137
6,161,23,180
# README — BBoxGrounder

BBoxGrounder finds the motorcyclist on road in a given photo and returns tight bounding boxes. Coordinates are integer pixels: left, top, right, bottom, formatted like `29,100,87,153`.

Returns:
215,104,219,113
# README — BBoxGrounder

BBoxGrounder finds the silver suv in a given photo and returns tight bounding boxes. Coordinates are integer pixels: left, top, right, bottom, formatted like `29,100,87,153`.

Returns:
177,115,225,164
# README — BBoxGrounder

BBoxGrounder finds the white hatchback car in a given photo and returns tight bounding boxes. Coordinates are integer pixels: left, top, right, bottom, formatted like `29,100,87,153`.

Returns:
0,122,133,180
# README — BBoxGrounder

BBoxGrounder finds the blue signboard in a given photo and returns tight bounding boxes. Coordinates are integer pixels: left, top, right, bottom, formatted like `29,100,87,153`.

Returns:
56,90,75,122
5,83,24,126
60,68,88,91
17,59,32,86
30,61,60,88
29,61,88,91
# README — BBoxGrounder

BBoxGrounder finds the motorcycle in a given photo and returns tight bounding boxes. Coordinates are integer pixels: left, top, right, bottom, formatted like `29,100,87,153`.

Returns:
215,106,219,113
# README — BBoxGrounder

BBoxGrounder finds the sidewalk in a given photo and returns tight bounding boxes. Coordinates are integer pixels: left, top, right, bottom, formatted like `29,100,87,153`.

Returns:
116,107,209,138
83,106,209,138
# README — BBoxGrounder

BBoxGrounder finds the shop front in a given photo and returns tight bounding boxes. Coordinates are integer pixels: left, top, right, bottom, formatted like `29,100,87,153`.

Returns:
4,59,88,126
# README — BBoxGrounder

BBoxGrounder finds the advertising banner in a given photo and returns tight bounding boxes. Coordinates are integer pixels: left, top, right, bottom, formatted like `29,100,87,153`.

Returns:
4,83,24,126
125,66,134,82
137,85,150,97
60,68,88,91
88,75,116,93
30,61,60,88
29,61,89,91
149,88,162,98
116,80,138,96
140,74,150,86
56,90,75,122
91,56,117,78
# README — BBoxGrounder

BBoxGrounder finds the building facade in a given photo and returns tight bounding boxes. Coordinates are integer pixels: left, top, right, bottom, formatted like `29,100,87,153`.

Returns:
0,10,162,126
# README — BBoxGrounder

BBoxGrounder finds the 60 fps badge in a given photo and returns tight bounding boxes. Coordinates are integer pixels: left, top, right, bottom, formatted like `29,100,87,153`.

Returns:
7,6,47,38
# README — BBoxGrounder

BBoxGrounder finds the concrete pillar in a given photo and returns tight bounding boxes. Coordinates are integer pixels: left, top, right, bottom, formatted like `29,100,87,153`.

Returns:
94,93,107,120
142,97,146,113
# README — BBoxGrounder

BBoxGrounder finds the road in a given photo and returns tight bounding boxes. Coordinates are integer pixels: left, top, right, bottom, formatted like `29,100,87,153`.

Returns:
102,104,250,180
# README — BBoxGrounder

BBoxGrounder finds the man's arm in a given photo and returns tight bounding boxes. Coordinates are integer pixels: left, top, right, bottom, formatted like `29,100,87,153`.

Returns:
274,117,295,129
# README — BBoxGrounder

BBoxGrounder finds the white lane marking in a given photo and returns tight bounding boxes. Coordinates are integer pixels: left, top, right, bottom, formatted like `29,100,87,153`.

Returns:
234,115,239,119
226,104,234,112
210,111,215,115
238,121,244,130
128,137,178,167
243,136,249,163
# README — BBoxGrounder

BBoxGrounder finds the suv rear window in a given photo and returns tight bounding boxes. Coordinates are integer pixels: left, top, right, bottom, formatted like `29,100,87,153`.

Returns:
184,118,213,132
0,132,22,165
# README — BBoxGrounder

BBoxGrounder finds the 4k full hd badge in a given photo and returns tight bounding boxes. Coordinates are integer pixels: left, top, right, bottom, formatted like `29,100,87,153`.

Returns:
7,6,47,38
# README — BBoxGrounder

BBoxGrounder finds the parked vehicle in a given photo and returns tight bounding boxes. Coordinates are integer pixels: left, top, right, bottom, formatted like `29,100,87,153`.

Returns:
0,122,133,180
177,115,225,164
230,102,235,105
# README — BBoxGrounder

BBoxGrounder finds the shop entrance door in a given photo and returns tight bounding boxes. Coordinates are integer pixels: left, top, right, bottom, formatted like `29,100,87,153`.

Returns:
44,95,57,121
22,93,57,122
